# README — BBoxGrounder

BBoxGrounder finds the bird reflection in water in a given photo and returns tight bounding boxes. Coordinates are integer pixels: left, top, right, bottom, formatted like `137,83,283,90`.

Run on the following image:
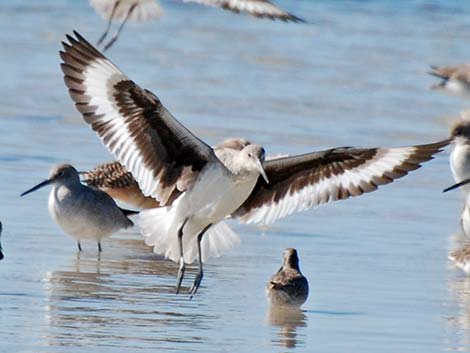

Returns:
42,238,210,349
447,272,470,350
267,305,307,349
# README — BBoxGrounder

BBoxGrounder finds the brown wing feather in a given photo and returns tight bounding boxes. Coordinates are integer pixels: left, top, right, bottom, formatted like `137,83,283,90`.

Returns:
83,161,180,209
60,31,216,205
234,139,450,224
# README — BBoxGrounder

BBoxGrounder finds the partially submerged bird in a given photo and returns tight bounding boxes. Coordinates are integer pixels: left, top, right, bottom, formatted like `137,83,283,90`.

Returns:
449,118,470,195
266,248,308,307
60,31,449,296
91,0,303,50
0,222,4,261
429,64,470,98
449,245,470,275
21,164,137,252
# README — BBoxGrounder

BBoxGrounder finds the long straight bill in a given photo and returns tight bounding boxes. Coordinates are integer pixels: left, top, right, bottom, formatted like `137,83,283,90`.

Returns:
443,178,470,193
20,179,52,197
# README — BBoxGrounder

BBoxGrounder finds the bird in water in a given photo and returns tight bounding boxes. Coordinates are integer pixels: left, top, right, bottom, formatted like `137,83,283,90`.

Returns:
60,31,449,296
21,164,137,252
429,64,470,98
90,0,303,51
266,248,308,307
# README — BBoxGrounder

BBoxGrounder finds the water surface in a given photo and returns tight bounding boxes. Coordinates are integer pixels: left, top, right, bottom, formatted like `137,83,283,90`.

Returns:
1,0,470,352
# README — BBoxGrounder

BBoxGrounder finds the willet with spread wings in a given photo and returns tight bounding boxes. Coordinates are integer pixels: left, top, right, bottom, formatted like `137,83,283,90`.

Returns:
429,64,470,98
21,164,137,252
266,248,308,307
91,0,303,50
60,31,449,296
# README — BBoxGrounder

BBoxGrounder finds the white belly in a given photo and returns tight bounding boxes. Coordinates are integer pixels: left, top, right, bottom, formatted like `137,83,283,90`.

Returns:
451,144,470,193
139,163,259,263
445,80,470,98
462,202,470,239
180,163,258,233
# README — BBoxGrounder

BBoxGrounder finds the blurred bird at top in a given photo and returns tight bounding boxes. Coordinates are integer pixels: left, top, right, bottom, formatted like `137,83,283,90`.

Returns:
90,0,304,50
429,64,470,98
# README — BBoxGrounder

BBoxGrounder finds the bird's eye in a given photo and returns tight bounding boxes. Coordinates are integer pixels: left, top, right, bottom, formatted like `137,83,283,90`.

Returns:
248,153,252,158
59,171,64,177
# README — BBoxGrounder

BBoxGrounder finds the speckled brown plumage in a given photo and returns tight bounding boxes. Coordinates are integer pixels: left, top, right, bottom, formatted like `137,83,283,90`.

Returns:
82,161,162,209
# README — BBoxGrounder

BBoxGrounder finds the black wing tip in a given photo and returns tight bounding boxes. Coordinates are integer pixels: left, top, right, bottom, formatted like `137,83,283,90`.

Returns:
288,14,307,24
61,30,104,59
262,13,306,23
428,65,449,79
414,138,451,151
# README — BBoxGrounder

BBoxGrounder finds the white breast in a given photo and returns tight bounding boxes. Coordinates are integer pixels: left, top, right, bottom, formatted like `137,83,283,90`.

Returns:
451,143,470,190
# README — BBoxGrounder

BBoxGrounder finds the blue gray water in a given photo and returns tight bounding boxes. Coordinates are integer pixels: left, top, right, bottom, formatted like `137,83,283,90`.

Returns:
1,0,470,352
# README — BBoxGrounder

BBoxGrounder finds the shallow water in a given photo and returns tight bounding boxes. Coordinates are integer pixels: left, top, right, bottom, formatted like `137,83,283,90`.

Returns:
1,0,470,352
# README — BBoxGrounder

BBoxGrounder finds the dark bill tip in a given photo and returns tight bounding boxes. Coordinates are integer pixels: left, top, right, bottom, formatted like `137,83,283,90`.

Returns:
20,179,52,197
443,178,470,193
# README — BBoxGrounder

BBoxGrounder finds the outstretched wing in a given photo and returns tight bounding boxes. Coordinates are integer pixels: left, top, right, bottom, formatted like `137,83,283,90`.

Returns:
184,0,304,22
60,31,216,205
233,140,449,224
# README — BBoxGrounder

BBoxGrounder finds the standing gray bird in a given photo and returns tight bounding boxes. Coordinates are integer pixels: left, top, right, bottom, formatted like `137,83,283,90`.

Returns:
266,248,308,307
21,164,137,252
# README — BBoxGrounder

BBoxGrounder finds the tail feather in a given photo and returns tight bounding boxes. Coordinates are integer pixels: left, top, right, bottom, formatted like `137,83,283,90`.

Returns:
183,221,241,263
139,207,240,264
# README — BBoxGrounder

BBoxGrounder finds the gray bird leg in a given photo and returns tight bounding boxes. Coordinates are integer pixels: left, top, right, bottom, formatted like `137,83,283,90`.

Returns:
97,0,120,46
103,2,137,51
176,218,189,294
189,223,212,299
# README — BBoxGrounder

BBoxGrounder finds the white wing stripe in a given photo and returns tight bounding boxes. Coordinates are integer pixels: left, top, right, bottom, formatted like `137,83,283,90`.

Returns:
78,58,169,201
239,147,417,225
